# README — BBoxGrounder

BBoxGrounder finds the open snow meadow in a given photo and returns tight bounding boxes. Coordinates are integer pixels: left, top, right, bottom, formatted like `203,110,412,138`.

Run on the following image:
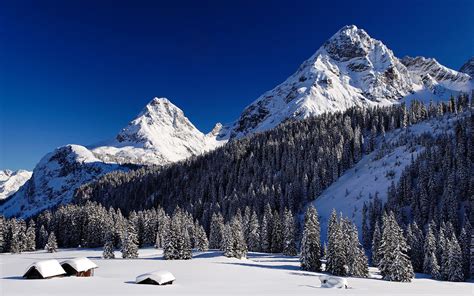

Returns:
1,248,472,296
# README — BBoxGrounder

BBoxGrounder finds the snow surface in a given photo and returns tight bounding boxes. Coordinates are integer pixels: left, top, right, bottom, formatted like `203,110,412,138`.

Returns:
1,248,471,295
23,259,66,278
313,113,466,240
0,170,32,200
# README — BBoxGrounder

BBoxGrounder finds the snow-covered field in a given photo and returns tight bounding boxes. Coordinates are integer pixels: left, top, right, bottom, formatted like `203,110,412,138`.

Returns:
1,248,472,295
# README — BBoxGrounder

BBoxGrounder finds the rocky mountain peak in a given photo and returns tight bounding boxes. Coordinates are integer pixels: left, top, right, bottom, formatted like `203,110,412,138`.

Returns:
459,57,474,77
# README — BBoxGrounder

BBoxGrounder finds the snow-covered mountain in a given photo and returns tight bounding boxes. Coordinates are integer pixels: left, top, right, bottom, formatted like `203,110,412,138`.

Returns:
0,98,224,218
223,25,473,139
3,25,472,218
459,57,474,77
0,170,32,200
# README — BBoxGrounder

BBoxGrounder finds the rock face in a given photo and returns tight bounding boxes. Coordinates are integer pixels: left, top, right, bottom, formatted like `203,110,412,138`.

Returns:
459,57,474,77
0,98,224,218
224,25,473,139
0,170,32,200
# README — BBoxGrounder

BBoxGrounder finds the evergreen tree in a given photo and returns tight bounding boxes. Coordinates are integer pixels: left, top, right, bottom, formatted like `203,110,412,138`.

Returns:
0,216,4,252
103,231,115,259
260,204,273,253
300,205,321,271
270,211,283,253
458,227,471,280
378,213,414,282
209,212,224,250
406,222,424,272
194,222,209,251
344,220,369,277
447,234,464,282
282,209,297,256
163,210,192,260
423,222,441,279
371,221,382,266
246,211,260,252
223,223,234,258
326,211,346,276
38,225,48,250
45,232,58,253
121,222,139,259
25,220,36,251
230,217,248,259
9,219,21,254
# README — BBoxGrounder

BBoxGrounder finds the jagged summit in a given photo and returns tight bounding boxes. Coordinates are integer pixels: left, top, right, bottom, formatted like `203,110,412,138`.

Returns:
459,57,474,77
224,25,472,138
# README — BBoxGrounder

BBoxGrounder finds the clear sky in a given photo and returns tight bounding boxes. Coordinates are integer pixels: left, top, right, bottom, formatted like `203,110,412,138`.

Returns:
1,0,473,170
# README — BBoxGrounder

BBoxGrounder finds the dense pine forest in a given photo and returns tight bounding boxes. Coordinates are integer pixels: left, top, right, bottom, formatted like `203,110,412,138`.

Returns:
0,95,472,282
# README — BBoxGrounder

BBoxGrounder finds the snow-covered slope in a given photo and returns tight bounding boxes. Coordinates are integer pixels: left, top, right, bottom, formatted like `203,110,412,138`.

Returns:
459,57,474,77
0,170,32,200
224,25,473,139
0,98,224,218
312,113,466,241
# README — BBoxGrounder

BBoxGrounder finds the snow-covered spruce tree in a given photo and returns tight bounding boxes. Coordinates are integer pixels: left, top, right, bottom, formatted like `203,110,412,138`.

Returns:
246,210,260,252
38,225,48,250
223,223,234,257
371,221,382,266
9,219,21,254
423,222,441,279
18,219,27,253
260,204,273,253
344,220,369,277
326,210,346,276
378,212,414,282
300,205,321,271
406,222,424,272
45,232,58,253
194,222,209,251
447,233,464,281
209,212,224,250
437,223,449,280
121,222,139,259
282,208,297,256
271,211,283,253
0,216,4,252
230,216,248,259
25,220,36,251
102,231,115,259
458,226,471,280
164,209,192,260
361,203,371,253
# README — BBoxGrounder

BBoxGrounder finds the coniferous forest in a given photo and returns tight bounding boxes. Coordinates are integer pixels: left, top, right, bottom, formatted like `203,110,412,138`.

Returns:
1,96,472,283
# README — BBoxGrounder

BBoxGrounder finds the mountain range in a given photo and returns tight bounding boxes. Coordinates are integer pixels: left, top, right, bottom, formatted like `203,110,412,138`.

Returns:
1,25,472,218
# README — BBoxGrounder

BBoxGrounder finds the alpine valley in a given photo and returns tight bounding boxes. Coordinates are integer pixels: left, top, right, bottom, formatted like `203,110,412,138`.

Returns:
1,25,472,222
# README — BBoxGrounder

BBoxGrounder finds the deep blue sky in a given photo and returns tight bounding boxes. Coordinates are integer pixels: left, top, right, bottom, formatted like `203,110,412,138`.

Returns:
1,0,473,170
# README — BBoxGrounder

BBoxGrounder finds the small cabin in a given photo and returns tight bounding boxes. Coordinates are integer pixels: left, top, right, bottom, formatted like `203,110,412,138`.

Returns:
60,257,98,277
136,270,175,285
23,260,66,279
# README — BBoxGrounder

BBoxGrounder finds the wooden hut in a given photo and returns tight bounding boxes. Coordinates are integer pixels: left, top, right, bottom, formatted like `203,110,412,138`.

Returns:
136,270,175,285
23,260,66,279
60,257,98,277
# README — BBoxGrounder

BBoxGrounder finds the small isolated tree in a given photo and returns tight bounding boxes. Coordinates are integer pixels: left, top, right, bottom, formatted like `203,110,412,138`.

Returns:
121,222,139,259
103,231,115,259
378,212,414,282
45,232,58,253
300,205,321,271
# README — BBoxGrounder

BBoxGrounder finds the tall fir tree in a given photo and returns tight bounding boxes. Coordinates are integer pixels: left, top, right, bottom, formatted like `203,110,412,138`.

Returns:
25,220,36,251
209,212,224,250
300,205,321,272
326,210,346,276
121,222,139,259
246,210,260,252
103,231,115,259
423,222,441,279
406,222,424,272
371,221,382,266
45,232,58,253
282,208,297,256
271,211,283,253
447,233,464,282
378,212,414,282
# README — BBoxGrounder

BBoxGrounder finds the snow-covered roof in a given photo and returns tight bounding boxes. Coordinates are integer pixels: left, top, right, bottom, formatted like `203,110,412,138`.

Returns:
136,270,175,285
24,260,66,278
60,257,98,272
319,275,348,289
